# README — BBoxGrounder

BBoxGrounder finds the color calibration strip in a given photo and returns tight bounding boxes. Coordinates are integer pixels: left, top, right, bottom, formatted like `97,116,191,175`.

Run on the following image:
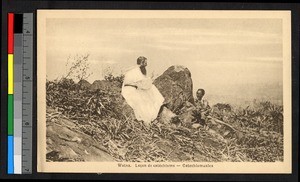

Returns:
7,13,33,174
8,12,14,174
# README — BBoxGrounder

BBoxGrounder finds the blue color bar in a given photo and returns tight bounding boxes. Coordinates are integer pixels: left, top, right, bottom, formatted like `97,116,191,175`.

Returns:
8,136,14,174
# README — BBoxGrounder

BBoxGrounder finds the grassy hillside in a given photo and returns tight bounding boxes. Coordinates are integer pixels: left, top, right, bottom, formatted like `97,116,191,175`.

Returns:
46,78,283,162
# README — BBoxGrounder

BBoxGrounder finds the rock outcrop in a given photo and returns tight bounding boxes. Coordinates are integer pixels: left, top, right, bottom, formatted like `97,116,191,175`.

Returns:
46,108,116,162
153,65,195,114
90,80,121,93
78,79,91,89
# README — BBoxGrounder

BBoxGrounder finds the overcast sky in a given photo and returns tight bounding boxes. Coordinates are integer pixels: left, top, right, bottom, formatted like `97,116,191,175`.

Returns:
46,18,283,105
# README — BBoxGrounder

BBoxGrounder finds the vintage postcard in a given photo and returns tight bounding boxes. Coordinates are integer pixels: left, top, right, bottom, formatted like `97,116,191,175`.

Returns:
37,10,292,173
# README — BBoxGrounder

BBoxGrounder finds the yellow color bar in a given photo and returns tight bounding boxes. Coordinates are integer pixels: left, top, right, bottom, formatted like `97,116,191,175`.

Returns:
8,54,14,94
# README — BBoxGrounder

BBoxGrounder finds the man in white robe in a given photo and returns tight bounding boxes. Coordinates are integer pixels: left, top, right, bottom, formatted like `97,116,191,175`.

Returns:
121,56,165,125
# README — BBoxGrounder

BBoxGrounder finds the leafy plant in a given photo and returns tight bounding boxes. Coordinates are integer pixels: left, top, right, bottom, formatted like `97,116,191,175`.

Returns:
64,54,93,82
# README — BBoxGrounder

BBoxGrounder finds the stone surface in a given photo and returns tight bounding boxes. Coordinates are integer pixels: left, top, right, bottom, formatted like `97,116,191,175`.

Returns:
154,65,195,114
157,107,177,124
46,109,116,162
78,79,91,89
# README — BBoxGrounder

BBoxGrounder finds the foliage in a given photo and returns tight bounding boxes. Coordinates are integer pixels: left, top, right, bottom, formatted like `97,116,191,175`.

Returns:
47,79,125,120
104,73,125,87
63,54,93,82
103,66,125,87
46,76,284,162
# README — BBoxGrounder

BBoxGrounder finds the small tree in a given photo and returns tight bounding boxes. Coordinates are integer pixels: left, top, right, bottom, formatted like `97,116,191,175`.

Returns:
64,54,93,82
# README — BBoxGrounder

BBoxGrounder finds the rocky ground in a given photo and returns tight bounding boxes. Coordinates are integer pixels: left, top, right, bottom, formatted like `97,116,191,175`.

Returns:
46,110,114,162
46,65,284,162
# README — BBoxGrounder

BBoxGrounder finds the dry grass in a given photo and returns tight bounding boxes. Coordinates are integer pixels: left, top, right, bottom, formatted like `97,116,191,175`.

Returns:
46,78,283,162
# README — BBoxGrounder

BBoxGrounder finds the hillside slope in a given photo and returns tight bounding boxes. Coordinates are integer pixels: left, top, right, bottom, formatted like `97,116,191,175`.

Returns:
46,65,283,162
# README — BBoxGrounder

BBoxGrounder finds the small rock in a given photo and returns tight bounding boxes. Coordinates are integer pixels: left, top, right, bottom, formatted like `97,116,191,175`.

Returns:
158,107,176,124
192,123,201,129
46,150,60,161
152,134,159,138
46,138,53,145
71,136,82,143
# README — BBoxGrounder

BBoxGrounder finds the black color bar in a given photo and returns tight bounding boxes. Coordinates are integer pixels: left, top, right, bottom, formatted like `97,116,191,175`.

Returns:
14,14,23,34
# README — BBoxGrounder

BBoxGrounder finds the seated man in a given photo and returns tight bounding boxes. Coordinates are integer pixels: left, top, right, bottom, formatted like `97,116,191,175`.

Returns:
195,88,210,111
192,88,211,126
121,56,165,126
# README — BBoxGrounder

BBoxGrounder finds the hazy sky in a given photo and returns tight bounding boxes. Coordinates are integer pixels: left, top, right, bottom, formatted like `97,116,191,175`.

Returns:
46,18,283,105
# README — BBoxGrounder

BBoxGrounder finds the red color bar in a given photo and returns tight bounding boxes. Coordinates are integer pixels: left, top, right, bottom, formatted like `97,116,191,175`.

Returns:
8,13,14,54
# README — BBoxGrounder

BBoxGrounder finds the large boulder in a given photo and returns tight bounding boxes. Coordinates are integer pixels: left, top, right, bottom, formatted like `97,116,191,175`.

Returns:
153,65,195,114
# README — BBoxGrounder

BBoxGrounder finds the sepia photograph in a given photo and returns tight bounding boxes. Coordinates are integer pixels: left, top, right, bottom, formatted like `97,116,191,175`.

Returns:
37,10,291,173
